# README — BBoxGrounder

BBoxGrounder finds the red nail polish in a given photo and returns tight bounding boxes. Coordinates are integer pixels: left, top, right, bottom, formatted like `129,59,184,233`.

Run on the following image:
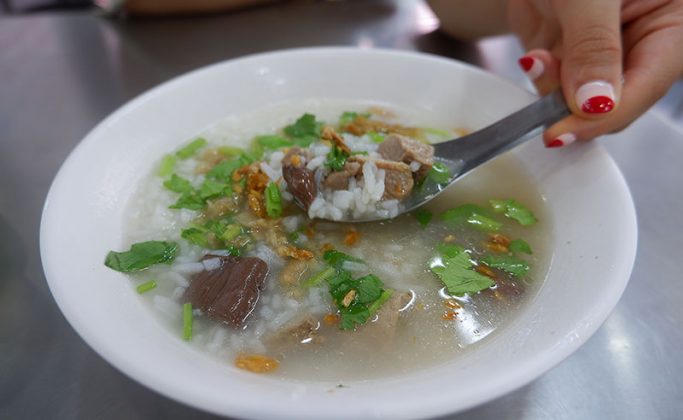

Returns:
581,96,615,114
518,56,534,72
546,139,564,148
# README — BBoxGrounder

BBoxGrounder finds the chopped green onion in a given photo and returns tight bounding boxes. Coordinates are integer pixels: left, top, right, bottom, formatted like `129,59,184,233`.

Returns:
218,145,244,157
323,249,364,268
157,154,176,177
427,162,452,185
220,224,242,242
414,208,433,228
176,137,207,160
181,227,210,248
183,302,193,341
302,266,336,288
265,182,282,218
136,280,157,294
421,127,451,138
367,131,385,143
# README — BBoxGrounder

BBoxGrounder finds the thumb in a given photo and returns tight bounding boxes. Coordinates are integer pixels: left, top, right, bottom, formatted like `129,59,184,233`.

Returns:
556,0,623,116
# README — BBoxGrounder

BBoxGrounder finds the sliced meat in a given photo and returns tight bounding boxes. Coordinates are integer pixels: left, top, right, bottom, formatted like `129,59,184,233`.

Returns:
266,316,323,348
280,259,311,286
183,255,269,328
349,156,414,200
281,147,317,209
344,291,412,351
375,160,414,200
378,134,434,179
323,161,361,190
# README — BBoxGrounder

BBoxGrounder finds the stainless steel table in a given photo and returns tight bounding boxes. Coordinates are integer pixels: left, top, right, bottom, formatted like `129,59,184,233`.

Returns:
2,2,682,419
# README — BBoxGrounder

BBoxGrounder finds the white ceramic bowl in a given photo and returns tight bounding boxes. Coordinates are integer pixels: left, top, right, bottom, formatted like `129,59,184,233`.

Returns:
40,48,637,419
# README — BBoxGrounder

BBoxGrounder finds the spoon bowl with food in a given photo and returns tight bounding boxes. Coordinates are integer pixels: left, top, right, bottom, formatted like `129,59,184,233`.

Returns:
282,91,569,222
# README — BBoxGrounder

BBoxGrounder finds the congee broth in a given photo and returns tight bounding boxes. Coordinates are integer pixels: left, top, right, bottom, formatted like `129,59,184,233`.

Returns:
107,100,551,381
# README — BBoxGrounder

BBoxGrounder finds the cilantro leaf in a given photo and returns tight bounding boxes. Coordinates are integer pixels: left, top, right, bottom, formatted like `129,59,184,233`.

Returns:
430,247,494,295
481,255,530,277
436,243,465,258
440,204,501,232
489,199,537,226
324,267,390,331
198,178,230,200
206,158,244,182
414,208,433,228
339,304,370,331
105,241,178,272
509,238,533,254
283,113,322,146
169,192,204,210
163,174,193,194
181,227,210,248
354,274,384,305
325,146,349,171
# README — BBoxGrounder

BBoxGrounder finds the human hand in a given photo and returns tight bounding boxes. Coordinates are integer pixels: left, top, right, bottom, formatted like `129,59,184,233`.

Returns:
510,0,683,147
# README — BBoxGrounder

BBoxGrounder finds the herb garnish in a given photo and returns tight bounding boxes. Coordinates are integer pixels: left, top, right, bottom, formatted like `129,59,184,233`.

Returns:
283,113,323,147
481,255,530,277
509,238,533,254
104,241,178,273
325,145,349,171
429,245,494,296
176,137,207,160
440,204,501,232
489,199,537,226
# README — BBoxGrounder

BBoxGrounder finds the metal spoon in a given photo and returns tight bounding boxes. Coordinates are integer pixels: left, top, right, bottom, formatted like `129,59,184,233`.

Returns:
310,90,570,222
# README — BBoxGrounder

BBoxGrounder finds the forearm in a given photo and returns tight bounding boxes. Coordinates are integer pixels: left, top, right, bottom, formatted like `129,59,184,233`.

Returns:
426,0,509,40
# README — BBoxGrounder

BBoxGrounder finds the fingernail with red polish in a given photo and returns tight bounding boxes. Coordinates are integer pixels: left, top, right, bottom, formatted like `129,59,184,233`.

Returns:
576,81,615,114
518,55,544,80
546,133,576,148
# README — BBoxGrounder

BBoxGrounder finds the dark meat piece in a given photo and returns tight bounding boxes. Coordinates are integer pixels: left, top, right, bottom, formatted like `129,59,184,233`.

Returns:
281,147,317,210
323,161,361,190
183,255,269,328
378,134,434,179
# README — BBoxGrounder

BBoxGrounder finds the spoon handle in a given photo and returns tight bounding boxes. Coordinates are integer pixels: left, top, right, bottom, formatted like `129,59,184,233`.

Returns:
434,90,571,176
